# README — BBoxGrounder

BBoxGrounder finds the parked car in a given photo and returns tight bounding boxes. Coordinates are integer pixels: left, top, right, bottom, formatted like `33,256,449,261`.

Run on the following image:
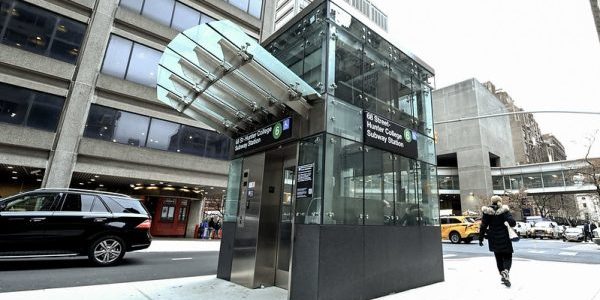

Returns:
562,227,584,242
530,221,561,239
593,228,600,246
0,189,152,266
515,222,531,238
440,216,480,244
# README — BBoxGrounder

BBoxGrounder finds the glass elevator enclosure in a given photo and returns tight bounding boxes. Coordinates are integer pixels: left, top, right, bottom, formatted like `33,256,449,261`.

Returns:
216,0,443,299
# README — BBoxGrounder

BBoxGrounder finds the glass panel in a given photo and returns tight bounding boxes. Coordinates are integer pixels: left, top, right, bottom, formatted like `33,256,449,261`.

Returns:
5,194,57,212
26,93,64,131
61,194,95,212
229,0,249,12
327,97,363,142
0,82,32,126
439,175,459,190
523,173,543,189
3,1,56,55
141,0,174,26
176,125,207,156
50,18,85,63
0,1,11,31
277,166,295,271
146,118,181,151
119,0,143,13
125,43,162,87
333,30,362,107
205,132,230,160
508,174,523,190
91,198,109,212
324,135,363,225
101,35,132,79
419,163,439,226
395,156,418,226
112,111,150,147
364,147,394,225
492,176,505,190
224,158,242,222
248,0,262,18
296,135,323,224
389,65,414,128
542,171,564,188
171,2,200,32
200,13,215,24
84,105,117,141
362,44,392,117
417,133,436,165
416,84,434,137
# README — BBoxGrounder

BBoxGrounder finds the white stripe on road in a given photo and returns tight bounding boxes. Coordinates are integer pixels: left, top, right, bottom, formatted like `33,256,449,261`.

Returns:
528,250,546,254
171,258,193,261
558,252,578,256
443,254,456,258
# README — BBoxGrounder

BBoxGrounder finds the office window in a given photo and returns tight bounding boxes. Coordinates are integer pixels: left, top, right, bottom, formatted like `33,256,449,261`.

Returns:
147,118,181,151
119,0,217,31
175,125,207,156
101,35,161,87
0,82,64,132
113,111,150,147
223,0,262,18
84,105,118,141
141,0,175,26
0,0,86,64
171,2,201,31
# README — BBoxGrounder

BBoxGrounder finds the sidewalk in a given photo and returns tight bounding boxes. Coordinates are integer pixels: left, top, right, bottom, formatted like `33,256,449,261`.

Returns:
1,254,599,300
137,238,221,252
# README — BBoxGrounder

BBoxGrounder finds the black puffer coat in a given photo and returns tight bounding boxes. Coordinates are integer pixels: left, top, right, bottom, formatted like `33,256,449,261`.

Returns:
478,204,516,253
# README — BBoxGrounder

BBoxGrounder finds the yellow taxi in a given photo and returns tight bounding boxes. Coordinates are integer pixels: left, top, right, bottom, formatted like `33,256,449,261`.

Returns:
440,216,480,244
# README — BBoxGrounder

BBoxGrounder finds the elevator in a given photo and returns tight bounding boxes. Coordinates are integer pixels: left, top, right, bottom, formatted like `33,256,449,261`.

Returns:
229,143,298,289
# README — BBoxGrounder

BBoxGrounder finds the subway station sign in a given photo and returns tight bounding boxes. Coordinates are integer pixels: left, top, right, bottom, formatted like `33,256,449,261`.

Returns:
234,117,292,156
363,111,418,159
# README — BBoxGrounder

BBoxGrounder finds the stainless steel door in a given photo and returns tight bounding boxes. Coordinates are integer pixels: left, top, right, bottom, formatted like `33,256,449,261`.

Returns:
275,164,296,289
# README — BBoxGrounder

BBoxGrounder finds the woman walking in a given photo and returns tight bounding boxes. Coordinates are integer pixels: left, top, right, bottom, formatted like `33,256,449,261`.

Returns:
478,195,517,287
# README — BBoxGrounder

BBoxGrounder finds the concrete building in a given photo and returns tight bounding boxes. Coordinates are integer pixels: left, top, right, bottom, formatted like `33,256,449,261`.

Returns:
576,194,600,222
264,0,387,37
0,0,265,236
483,81,547,165
434,79,516,213
542,133,567,162
591,0,600,43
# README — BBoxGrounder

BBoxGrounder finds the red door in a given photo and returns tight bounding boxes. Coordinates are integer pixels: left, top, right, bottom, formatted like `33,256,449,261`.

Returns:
150,198,189,237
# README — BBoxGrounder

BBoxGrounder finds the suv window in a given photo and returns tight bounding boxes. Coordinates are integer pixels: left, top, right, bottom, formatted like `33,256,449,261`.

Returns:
103,197,148,215
449,218,462,224
4,194,58,212
61,194,109,212
441,218,448,224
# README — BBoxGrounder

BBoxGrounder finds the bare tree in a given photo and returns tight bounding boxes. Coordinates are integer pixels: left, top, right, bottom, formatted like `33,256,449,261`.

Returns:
580,131,600,200
502,188,528,220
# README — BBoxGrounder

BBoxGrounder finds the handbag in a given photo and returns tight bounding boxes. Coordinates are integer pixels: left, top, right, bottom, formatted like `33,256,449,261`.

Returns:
505,221,520,242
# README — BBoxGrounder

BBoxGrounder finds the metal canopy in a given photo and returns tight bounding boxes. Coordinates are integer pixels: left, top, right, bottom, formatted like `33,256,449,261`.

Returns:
157,20,320,137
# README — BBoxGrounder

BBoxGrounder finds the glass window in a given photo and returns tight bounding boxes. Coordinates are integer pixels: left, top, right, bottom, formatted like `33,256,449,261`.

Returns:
0,82,32,126
160,199,176,222
178,206,187,221
176,125,207,155
439,175,459,190
91,199,109,212
224,158,242,222
171,2,200,32
508,175,523,190
418,162,439,226
389,66,414,128
295,135,324,224
26,93,64,131
395,156,418,226
200,13,215,24
205,132,230,160
61,194,95,212
542,171,564,187
415,85,434,137
84,105,118,141
120,0,143,13
146,118,181,151
324,135,363,225
362,44,392,117
248,0,262,18
523,173,543,189
113,111,150,147
0,1,10,30
101,35,133,79
4,193,58,211
364,147,394,225
125,43,161,87
0,1,85,64
333,30,363,108
106,197,148,214
492,176,505,190
141,0,175,27
229,0,249,12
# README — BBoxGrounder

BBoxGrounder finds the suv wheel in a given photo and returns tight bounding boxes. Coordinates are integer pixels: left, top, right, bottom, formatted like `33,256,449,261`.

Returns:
88,236,125,266
449,232,461,244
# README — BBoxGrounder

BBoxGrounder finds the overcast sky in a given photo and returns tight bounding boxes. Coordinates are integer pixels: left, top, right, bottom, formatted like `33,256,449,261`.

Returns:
372,0,600,159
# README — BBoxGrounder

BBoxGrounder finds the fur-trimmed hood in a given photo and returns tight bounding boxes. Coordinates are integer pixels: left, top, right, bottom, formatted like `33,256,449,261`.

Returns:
481,204,510,216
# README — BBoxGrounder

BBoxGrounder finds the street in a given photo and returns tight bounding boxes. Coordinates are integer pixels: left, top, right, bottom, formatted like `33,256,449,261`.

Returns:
443,238,600,264
0,240,220,293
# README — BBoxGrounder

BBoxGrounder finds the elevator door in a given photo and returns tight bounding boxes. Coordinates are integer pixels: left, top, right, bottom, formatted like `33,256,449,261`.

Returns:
275,164,295,289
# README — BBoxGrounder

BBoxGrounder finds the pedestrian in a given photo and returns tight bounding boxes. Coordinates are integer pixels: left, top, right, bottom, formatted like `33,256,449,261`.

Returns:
208,217,216,239
201,219,209,239
583,222,591,242
214,220,222,239
478,195,517,287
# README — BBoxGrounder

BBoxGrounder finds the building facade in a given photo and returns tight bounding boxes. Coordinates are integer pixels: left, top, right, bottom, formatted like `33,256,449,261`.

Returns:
0,0,265,235
542,133,567,162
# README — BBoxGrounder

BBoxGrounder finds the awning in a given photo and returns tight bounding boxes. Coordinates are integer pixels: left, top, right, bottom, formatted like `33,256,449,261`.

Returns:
156,20,321,137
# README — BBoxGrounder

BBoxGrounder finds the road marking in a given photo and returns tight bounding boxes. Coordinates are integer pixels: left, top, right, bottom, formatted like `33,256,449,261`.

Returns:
558,252,578,256
443,254,457,258
528,250,546,254
171,257,193,261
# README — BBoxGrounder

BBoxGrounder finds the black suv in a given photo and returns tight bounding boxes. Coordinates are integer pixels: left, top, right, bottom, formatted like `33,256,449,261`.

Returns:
0,188,152,266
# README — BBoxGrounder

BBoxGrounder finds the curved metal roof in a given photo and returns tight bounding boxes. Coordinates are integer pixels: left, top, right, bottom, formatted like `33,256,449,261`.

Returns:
157,20,320,137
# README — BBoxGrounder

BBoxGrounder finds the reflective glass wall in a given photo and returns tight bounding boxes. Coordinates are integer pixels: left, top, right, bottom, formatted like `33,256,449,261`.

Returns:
0,82,64,131
220,0,262,18
119,0,216,32
84,104,230,159
0,0,86,63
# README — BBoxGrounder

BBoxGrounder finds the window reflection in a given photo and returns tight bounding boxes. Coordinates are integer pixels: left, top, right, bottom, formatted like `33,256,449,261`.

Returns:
0,82,64,132
0,0,85,64
113,111,150,147
102,35,161,87
147,118,180,151
119,0,217,31
222,0,261,18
